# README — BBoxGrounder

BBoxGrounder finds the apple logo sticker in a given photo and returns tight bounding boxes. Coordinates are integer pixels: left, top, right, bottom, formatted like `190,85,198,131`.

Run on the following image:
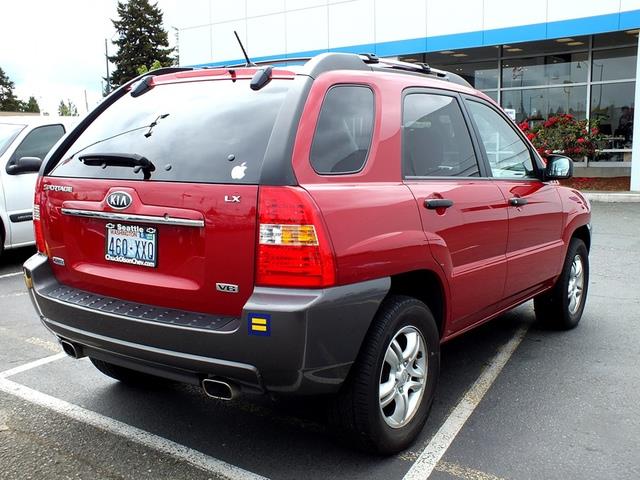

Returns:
231,162,247,180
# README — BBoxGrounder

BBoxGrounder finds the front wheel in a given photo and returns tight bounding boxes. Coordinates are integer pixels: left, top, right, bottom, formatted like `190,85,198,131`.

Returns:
534,238,589,330
329,295,440,454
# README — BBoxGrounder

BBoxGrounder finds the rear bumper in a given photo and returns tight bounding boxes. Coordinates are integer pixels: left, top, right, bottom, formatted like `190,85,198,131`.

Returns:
23,254,389,395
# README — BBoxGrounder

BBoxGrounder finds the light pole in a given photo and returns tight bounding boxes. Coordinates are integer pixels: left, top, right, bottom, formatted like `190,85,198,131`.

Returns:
104,38,110,94
171,26,180,65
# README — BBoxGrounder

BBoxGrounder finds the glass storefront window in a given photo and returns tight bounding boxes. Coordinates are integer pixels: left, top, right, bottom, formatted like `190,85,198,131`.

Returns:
502,37,589,57
592,47,637,82
501,86,587,123
422,46,499,65
431,61,499,89
420,46,500,90
593,31,638,48
482,90,498,102
392,31,637,161
590,82,636,148
502,52,588,88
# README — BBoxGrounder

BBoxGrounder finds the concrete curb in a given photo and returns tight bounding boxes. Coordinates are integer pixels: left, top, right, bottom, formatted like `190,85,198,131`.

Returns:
583,192,640,202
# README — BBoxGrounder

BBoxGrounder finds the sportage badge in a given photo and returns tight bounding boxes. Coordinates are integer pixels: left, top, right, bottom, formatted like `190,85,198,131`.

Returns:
106,191,132,210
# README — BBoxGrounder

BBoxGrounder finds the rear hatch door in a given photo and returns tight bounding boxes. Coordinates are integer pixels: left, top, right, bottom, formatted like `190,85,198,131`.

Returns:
41,73,292,317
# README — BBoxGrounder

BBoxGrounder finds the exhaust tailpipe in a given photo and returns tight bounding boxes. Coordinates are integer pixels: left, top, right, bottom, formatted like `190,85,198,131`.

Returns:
202,378,238,400
59,339,85,359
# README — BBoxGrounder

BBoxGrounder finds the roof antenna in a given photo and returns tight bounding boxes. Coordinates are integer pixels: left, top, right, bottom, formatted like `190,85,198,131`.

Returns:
234,30,255,67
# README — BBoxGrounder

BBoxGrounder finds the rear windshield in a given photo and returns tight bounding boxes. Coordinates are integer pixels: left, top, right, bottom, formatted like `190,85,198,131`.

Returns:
50,79,290,184
0,123,25,157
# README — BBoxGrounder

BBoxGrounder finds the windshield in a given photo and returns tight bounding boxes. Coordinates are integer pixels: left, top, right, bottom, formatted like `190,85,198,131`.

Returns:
0,123,25,157
50,79,291,184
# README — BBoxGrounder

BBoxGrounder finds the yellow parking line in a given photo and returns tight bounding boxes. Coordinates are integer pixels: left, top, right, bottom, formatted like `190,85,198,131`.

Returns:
24,337,61,353
0,292,27,299
435,461,507,480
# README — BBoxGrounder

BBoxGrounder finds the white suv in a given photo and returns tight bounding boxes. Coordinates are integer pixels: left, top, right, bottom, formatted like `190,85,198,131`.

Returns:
0,116,75,257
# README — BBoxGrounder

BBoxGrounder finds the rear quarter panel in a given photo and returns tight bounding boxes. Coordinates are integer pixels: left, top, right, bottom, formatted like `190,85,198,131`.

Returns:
291,70,449,294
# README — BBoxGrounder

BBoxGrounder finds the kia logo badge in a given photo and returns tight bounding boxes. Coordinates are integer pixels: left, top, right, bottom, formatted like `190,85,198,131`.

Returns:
106,191,132,210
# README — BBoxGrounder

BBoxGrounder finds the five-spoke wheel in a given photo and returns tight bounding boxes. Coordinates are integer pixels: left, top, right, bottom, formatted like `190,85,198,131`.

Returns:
534,237,589,329
330,295,440,454
379,326,427,428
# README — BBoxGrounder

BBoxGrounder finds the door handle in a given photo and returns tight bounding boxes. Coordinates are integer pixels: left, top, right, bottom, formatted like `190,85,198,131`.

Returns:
424,198,454,210
509,197,528,207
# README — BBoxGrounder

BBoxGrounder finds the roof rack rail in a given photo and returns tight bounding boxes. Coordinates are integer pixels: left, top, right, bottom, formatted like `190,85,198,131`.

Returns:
199,52,472,87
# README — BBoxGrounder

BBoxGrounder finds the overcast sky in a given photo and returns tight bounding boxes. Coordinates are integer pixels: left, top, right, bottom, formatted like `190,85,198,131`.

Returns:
0,0,180,115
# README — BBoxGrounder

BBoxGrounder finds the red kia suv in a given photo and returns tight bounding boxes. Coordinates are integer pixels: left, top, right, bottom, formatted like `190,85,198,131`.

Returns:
23,53,591,454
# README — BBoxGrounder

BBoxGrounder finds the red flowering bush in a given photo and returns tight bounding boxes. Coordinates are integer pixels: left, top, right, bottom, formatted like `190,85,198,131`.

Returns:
518,114,603,160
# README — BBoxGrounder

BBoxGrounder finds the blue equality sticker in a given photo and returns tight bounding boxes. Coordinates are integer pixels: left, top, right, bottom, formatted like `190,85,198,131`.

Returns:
248,313,271,336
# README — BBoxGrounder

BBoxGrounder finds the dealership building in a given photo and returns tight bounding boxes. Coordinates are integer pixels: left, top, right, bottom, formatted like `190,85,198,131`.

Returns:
176,0,640,190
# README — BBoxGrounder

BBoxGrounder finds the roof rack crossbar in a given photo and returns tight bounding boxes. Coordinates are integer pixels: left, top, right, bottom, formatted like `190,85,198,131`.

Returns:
357,54,471,87
360,55,440,76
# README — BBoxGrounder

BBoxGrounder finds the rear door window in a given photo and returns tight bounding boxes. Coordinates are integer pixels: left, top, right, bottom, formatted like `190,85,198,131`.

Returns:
403,93,480,178
310,85,374,174
50,80,290,184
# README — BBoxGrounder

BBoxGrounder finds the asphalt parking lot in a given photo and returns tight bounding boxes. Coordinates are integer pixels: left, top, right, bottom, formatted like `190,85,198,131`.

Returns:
0,202,638,480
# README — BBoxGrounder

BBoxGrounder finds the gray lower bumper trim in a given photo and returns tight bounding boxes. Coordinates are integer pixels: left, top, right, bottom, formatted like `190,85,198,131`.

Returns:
23,253,391,395
46,317,259,383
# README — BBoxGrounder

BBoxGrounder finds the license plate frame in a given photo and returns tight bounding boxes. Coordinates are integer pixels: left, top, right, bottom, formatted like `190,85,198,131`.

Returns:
104,222,158,268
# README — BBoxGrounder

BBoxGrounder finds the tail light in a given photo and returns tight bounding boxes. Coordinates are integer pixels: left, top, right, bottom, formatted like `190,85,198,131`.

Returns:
33,178,47,255
256,186,336,288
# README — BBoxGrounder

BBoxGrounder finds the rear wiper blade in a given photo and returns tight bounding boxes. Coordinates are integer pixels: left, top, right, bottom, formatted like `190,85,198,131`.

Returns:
79,153,156,180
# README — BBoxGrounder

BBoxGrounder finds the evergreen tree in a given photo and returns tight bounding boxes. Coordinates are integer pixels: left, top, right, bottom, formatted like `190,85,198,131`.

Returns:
0,67,21,112
58,99,78,116
24,96,40,113
108,0,174,87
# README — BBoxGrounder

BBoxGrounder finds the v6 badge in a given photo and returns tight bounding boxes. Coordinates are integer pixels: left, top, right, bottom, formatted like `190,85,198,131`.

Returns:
216,283,239,293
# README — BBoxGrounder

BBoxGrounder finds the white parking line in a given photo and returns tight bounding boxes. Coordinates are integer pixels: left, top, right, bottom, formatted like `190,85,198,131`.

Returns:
0,323,527,480
0,355,267,480
403,325,529,480
0,271,22,280
0,353,66,379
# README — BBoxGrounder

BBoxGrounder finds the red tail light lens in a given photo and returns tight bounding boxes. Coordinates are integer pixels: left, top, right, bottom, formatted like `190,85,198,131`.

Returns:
256,186,336,288
33,179,47,255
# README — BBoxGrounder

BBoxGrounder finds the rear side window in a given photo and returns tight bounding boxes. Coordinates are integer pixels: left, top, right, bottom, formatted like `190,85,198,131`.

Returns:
403,93,479,178
50,80,290,184
11,124,65,163
310,85,374,174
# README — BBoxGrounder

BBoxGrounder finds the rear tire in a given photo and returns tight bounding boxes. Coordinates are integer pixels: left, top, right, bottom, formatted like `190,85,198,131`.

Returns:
534,238,589,330
329,295,440,454
90,358,172,387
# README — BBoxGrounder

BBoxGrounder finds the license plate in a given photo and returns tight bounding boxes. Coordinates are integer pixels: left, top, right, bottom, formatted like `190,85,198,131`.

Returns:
105,223,157,267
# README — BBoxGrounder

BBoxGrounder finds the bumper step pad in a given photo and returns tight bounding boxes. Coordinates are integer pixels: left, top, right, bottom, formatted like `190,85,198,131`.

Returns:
42,285,236,331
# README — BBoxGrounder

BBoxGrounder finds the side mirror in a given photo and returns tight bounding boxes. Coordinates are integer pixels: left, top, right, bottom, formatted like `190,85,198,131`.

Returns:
6,156,43,175
544,154,573,180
